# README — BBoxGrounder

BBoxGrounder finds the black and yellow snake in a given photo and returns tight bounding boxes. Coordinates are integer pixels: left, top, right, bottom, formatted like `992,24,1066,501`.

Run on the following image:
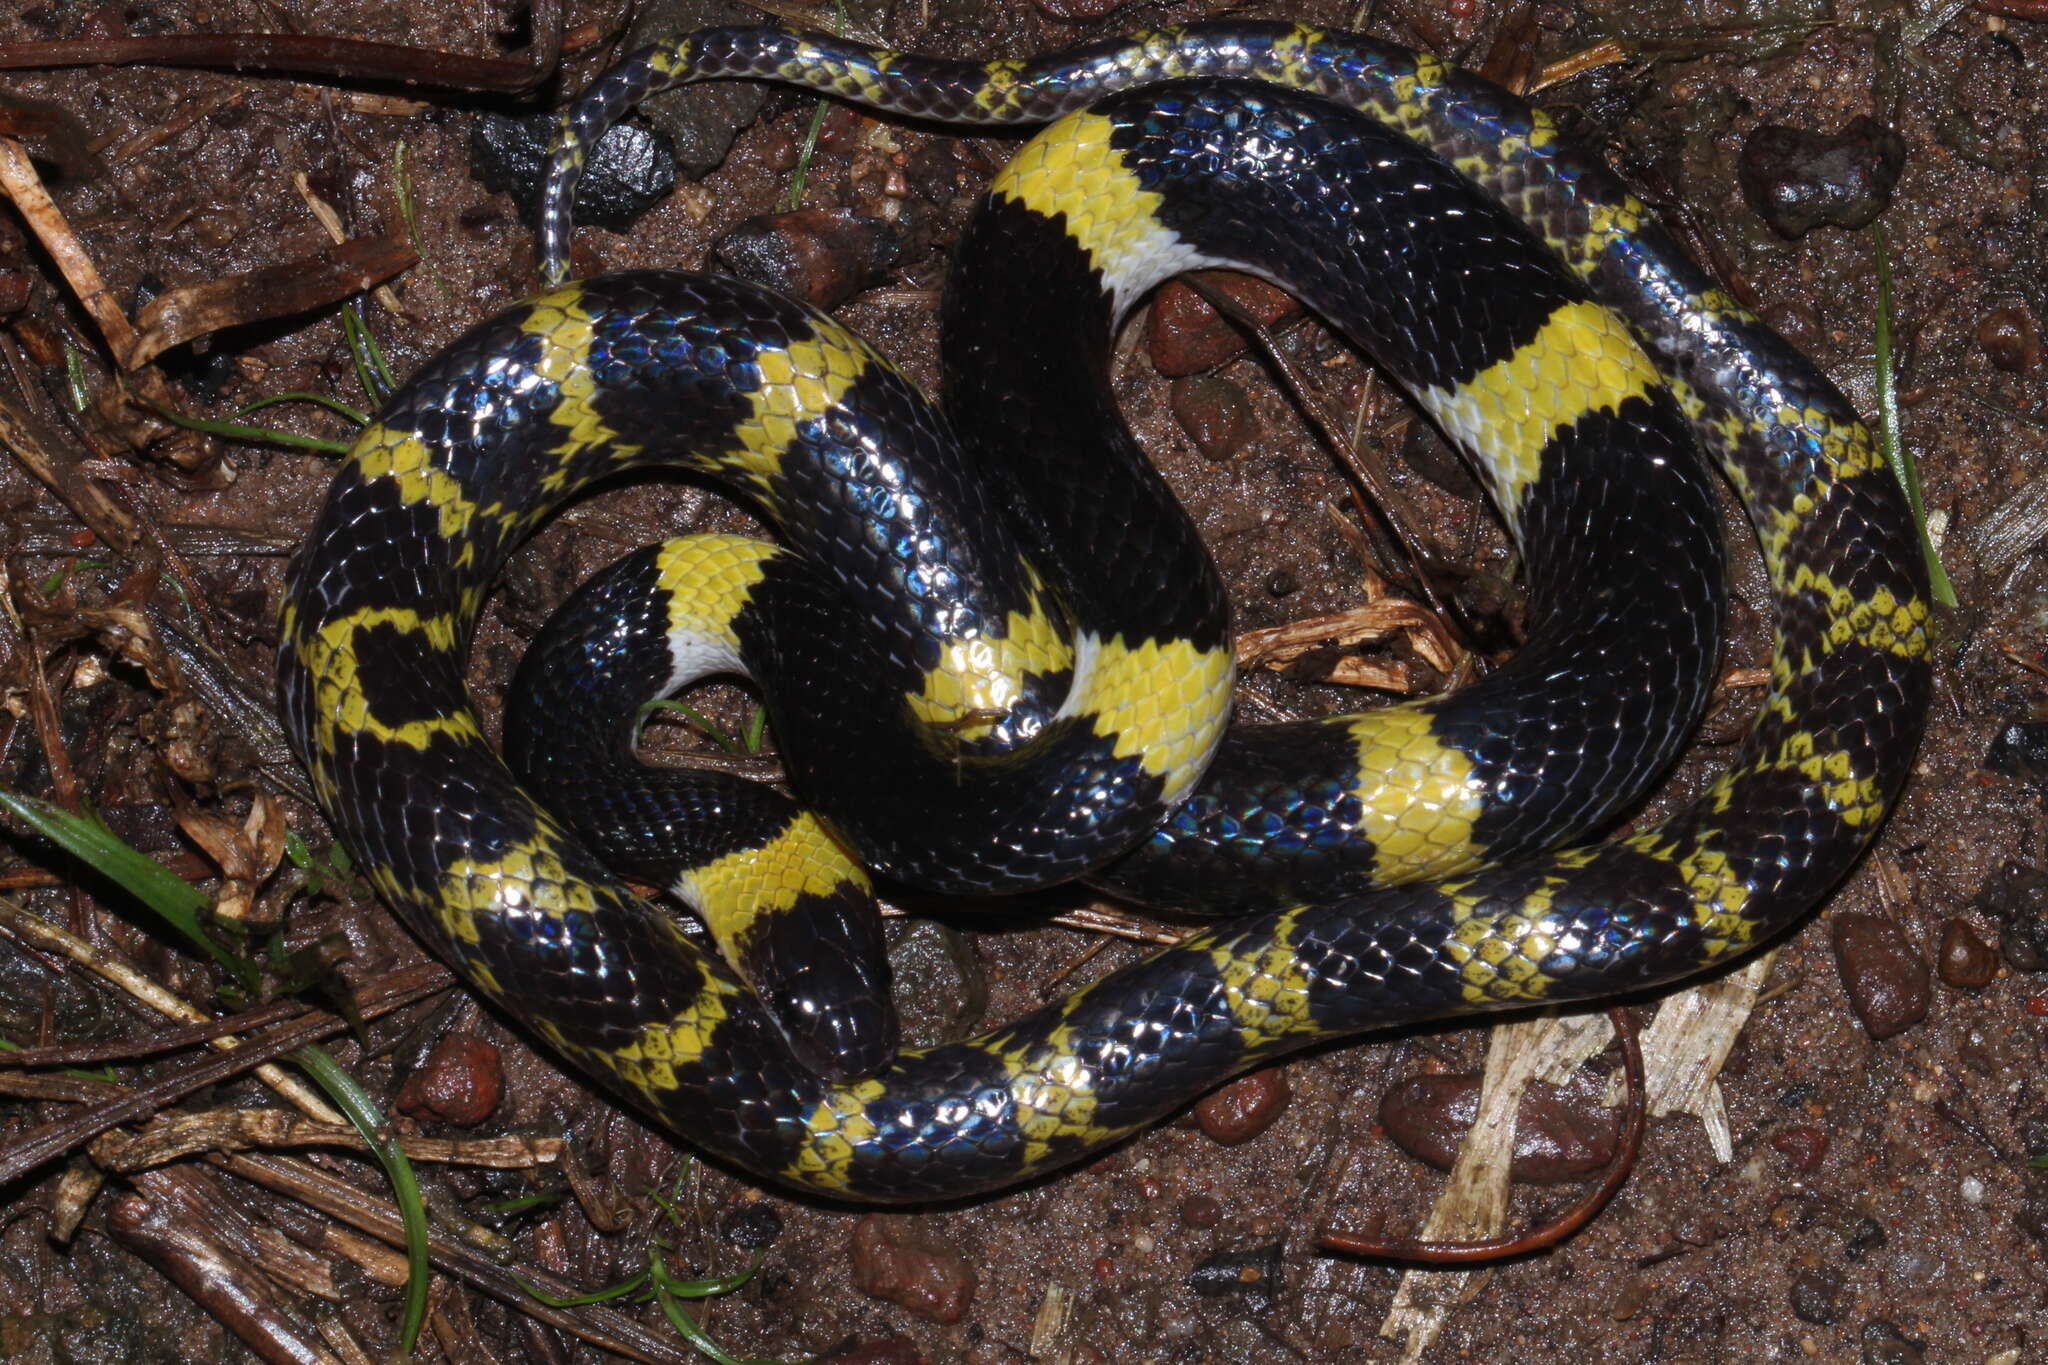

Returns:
279,22,1931,1200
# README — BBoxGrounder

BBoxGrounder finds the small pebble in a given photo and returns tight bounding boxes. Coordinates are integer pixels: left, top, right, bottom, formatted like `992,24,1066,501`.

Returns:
1859,1320,1927,1365
1169,375,1256,461
1180,1194,1223,1229
1378,1071,1621,1181
1975,861,2048,971
1776,1193,1887,1260
1738,116,1906,238
1609,1276,1654,1321
714,208,904,310
1266,570,1298,598
1830,912,1930,1040
720,1202,783,1249
1938,917,2000,988
1978,306,2042,373
395,1032,502,1127
1185,1242,1282,1312
187,204,251,250
1146,273,1301,376
757,124,800,173
470,112,675,231
1788,1265,1846,1325
1961,1175,1986,1204
1769,1125,1830,1173
1192,1067,1291,1144
848,1215,977,1324
0,269,30,318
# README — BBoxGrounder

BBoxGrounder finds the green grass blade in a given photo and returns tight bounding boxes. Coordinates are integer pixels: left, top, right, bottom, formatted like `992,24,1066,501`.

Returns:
0,1035,119,1083
784,0,849,211
143,397,351,455
1870,221,1957,608
513,1268,650,1308
235,391,371,428
652,1247,763,1298
393,139,446,301
340,304,392,407
0,789,259,992
62,344,90,412
288,1045,431,1353
642,700,745,754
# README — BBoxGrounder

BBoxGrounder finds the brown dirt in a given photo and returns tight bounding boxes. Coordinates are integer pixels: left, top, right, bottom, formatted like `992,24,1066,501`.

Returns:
0,1,2043,1362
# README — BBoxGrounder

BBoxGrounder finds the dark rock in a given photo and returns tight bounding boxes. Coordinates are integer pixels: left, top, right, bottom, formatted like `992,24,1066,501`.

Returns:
1788,1265,1846,1325
1267,570,1298,598
2019,1192,2048,1244
630,0,771,176
395,1032,502,1126
1830,912,1930,1040
1146,272,1301,376
1186,1242,1282,1311
1169,374,1256,461
1780,1194,1887,1260
885,917,987,1049
720,1202,782,1249
471,111,675,232
1986,719,2048,786
1937,917,2000,988
1180,1194,1223,1229
1769,1125,1830,1173
713,208,904,310
1860,1320,1927,1365
1192,1067,1291,1144
1975,860,2048,971
1398,412,1482,499
1978,305,2042,373
849,1215,976,1324
1378,1070,1622,1182
1738,115,1906,238
0,269,30,318
2020,1106,2048,1156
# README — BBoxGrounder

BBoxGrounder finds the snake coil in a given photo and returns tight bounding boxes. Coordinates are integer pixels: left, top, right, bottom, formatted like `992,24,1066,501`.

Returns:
280,23,1931,1200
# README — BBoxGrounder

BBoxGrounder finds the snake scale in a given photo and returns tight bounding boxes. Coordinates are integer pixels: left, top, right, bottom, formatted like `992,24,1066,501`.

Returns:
279,22,1932,1200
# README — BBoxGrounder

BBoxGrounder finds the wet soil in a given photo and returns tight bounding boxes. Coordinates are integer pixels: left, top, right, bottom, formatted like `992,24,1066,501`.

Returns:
0,1,2045,1362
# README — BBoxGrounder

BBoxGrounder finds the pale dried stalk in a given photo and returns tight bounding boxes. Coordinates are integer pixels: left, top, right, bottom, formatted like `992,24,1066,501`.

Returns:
1380,1012,1612,1361
0,897,342,1123
0,137,143,365
89,1107,564,1172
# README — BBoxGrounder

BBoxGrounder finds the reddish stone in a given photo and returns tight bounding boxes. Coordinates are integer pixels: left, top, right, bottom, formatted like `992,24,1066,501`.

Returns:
1831,912,1930,1040
1192,1066,1292,1145
1937,917,1999,989
848,1215,976,1324
1146,272,1302,376
1378,1070,1622,1181
1769,1125,1830,1173
1180,1194,1223,1229
395,1031,502,1126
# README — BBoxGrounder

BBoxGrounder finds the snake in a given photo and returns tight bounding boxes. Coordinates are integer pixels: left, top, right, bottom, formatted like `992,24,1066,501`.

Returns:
278,22,1932,1201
